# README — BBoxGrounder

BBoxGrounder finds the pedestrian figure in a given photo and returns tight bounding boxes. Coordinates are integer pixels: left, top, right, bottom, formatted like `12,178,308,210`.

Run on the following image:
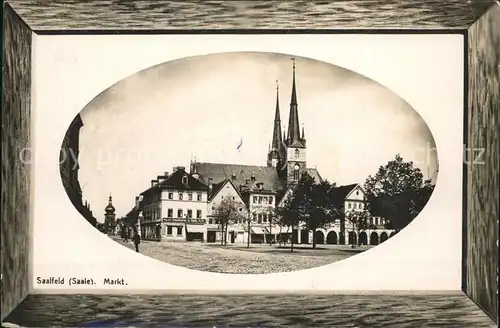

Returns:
133,233,141,252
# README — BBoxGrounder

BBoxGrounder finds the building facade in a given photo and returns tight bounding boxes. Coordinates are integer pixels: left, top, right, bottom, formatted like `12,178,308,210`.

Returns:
59,114,97,227
207,178,249,243
139,166,209,242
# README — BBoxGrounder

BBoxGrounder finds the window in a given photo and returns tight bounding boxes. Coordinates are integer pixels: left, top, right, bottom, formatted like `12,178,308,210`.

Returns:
177,227,183,235
263,213,267,223
209,218,213,224
348,203,352,209
182,176,188,184
232,196,235,200
188,193,193,201
269,196,273,204
359,203,364,210
356,190,359,195
197,193,202,201
293,164,300,180
167,226,173,235
253,213,257,221
239,207,242,212
179,193,183,200
258,196,263,204
212,205,216,210
177,209,183,218
258,213,262,224
294,149,299,159
196,210,202,218
187,209,193,218
167,209,173,218
253,196,258,203
221,196,224,199
162,225,166,235
168,193,173,200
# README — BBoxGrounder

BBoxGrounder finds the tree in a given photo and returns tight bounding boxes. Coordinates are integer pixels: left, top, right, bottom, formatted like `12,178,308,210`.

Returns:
275,173,314,252
304,180,341,249
213,198,246,246
344,205,375,248
364,154,436,231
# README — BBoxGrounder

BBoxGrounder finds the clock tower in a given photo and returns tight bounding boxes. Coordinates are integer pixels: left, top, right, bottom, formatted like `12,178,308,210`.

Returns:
281,58,307,187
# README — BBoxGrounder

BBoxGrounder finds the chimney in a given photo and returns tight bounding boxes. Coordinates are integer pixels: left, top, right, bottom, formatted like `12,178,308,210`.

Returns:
173,167,178,173
231,173,236,180
151,180,157,187
164,172,169,177
251,173,256,182
157,175,165,183
177,166,185,172
245,179,250,185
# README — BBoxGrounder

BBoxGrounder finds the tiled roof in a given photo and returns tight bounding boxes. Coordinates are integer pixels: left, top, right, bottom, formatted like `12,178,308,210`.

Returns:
159,169,209,191
141,169,209,196
192,162,284,192
208,179,227,201
330,184,358,207
306,168,323,183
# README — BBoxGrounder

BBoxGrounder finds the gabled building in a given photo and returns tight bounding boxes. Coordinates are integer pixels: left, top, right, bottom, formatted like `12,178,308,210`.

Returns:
206,178,248,243
139,166,209,242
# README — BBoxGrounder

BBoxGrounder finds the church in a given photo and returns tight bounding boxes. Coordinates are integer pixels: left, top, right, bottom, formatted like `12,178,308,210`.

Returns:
137,60,395,245
190,59,322,205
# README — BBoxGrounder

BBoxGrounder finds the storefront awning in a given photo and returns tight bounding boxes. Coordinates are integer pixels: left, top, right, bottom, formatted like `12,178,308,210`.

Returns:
251,227,265,234
264,225,282,233
186,225,205,233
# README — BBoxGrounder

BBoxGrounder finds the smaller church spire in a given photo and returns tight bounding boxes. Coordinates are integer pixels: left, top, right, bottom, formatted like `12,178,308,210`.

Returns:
301,123,305,139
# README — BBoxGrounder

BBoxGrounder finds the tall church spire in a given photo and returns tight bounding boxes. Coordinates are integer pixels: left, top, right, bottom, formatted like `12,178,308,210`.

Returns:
287,58,302,146
271,80,282,151
267,80,284,168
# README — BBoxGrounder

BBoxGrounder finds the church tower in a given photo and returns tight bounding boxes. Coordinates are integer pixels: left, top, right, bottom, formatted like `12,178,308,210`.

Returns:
282,58,307,186
104,193,116,232
267,80,283,168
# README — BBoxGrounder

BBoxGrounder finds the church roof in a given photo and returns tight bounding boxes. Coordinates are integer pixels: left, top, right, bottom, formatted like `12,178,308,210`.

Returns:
192,162,284,192
306,168,323,183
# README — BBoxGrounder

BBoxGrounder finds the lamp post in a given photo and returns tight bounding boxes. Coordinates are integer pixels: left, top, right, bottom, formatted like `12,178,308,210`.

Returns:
184,214,188,242
246,209,256,248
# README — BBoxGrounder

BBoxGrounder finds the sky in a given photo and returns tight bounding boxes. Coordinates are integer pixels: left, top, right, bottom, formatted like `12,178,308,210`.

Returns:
76,52,437,220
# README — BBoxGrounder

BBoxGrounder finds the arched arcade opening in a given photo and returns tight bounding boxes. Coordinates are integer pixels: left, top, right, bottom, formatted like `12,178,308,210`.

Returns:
326,231,337,245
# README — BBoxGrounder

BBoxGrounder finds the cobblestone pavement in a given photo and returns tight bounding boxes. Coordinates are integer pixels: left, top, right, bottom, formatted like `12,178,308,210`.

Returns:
111,236,368,274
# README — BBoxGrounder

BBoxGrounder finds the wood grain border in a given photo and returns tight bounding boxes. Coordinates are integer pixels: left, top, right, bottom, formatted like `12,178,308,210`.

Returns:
1,0,498,325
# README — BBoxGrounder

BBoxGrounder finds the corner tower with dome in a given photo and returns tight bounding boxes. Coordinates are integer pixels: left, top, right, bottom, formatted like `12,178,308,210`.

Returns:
104,194,116,231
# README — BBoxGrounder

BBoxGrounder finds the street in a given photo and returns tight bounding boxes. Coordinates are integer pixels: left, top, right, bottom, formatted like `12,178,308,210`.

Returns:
111,236,371,274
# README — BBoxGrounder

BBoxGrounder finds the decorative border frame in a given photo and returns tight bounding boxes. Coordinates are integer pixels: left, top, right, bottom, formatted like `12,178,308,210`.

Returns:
2,1,498,326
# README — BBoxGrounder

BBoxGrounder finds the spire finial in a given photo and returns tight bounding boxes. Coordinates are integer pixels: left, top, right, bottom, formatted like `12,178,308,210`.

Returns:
276,79,279,91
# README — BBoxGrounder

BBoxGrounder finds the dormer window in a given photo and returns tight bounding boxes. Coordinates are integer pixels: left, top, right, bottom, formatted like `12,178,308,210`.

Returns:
182,176,188,185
